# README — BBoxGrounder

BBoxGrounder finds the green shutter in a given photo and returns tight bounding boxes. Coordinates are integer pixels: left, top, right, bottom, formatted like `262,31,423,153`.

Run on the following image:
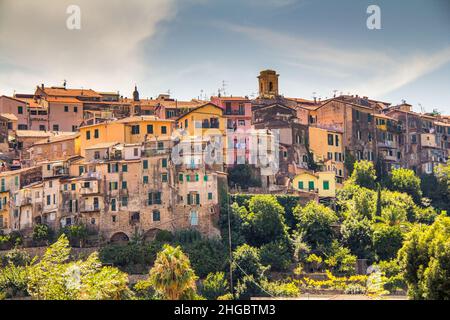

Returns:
162,159,167,168
323,181,330,190
298,181,304,190
204,175,208,182
196,194,200,205
308,181,315,191
179,174,183,182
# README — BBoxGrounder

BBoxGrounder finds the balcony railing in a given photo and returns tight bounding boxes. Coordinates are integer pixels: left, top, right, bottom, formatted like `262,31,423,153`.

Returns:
80,204,100,212
142,148,170,157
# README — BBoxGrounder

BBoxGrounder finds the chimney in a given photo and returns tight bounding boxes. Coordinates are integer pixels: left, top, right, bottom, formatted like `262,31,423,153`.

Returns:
41,84,44,90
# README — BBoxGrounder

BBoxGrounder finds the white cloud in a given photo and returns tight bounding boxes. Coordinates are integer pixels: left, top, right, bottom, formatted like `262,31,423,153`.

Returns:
0,0,176,95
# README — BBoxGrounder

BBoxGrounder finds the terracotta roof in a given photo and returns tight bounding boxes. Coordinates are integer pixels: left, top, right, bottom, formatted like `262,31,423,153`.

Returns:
176,102,223,120
45,96,83,104
211,96,250,101
15,98,44,108
0,113,18,121
33,133,79,146
15,130,74,138
41,87,101,98
115,115,174,124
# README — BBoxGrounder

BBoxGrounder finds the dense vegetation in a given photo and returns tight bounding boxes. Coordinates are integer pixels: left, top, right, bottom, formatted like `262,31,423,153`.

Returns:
0,160,449,300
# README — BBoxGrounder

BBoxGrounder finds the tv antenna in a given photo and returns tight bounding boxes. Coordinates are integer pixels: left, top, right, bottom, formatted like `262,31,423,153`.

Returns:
222,80,228,96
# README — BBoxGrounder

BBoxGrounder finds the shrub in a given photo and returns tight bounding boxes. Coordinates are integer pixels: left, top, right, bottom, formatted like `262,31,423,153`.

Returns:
232,244,268,282
173,229,202,244
181,239,228,278
32,224,53,244
1,248,31,267
0,264,29,299
324,242,357,277
305,254,323,273
59,224,88,247
200,272,229,300
235,275,264,300
372,225,404,261
154,230,174,243
262,280,300,297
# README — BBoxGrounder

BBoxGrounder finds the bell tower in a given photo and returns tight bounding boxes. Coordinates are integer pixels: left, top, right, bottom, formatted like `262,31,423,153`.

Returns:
258,69,279,98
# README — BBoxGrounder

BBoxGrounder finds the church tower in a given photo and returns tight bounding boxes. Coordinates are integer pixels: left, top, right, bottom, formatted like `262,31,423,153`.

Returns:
133,85,140,102
258,69,279,98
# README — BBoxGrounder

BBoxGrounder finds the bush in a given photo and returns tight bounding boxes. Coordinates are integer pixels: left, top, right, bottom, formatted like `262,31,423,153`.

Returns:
99,242,163,274
200,272,229,300
173,229,202,244
341,217,374,260
154,230,173,243
235,275,264,300
344,283,367,295
305,254,323,273
232,244,268,282
59,224,88,247
262,280,300,297
181,239,228,278
259,240,293,272
0,264,29,299
324,242,357,277
32,224,53,244
1,248,31,267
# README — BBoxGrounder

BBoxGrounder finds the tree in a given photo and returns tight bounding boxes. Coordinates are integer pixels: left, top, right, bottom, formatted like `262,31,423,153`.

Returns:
398,215,450,299
259,240,293,272
350,160,377,189
228,164,261,189
341,217,374,260
294,201,338,253
149,244,198,300
372,224,404,261
200,272,229,300
390,168,422,204
181,238,227,278
344,149,356,176
240,195,289,247
27,235,132,300
324,241,357,276
232,244,267,283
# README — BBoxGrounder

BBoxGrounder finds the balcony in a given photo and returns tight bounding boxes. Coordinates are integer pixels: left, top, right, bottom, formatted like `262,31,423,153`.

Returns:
225,110,246,116
421,133,438,148
142,148,170,157
80,204,100,212
80,186,99,195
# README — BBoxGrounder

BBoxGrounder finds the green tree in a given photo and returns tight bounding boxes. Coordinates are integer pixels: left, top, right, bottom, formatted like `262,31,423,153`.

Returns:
32,224,53,244
27,235,132,300
294,201,338,253
232,244,268,282
149,244,198,300
390,168,422,204
341,217,374,259
350,160,377,189
259,240,293,272
200,272,229,300
372,224,404,261
324,241,357,276
228,164,261,189
398,215,450,299
240,195,289,247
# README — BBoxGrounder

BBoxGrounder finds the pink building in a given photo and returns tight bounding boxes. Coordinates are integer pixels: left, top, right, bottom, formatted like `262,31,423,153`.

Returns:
0,96,30,130
210,96,252,166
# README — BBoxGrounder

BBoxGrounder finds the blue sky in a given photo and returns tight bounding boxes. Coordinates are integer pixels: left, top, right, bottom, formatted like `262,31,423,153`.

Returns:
0,0,449,113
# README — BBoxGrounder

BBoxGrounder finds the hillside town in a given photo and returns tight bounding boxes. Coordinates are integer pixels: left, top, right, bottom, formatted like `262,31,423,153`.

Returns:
0,69,448,245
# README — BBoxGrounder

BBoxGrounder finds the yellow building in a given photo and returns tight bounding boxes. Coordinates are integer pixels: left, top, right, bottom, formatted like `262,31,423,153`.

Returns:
79,116,174,156
308,126,344,182
292,171,336,198
0,170,21,233
176,103,225,137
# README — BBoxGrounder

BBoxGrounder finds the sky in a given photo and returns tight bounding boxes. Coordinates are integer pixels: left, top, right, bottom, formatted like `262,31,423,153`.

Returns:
0,0,449,113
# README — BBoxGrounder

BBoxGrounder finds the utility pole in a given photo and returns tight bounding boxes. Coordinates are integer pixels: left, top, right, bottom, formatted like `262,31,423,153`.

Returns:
226,184,234,299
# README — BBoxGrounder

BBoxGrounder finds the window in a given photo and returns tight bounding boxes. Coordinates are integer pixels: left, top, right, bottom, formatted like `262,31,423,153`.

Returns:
74,106,78,113
111,199,117,211
86,131,91,140
225,102,232,115
147,124,154,134
185,119,188,129
46,195,51,205
148,192,162,205
53,124,59,131
355,110,360,121
143,160,148,169
94,151,100,159
39,125,46,131
161,173,168,183
208,192,213,200
112,215,117,223
179,174,183,182
153,210,161,222
122,181,127,189
204,175,208,182
94,129,99,139
143,176,148,184
308,181,315,191
79,166,84,176
131,125,140,135
71,184,76,191
109,182,118,190
122,164,128,172
368,114,372,123
238,120,245,126
298,181,304,190
162,159,167,168
64,106,69,112
161,126,167,134
18,124,28,130
368,133,372,142
335,135,339,147
195,174,199,182
18,106,23,114
327,134,334,146
323,181,330,190
357,131,361,140
157,142,164,150
190,211,199,226
122,196,128,207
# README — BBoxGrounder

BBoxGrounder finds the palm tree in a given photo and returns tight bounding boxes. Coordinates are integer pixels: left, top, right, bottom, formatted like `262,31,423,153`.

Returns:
149,244,198,300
